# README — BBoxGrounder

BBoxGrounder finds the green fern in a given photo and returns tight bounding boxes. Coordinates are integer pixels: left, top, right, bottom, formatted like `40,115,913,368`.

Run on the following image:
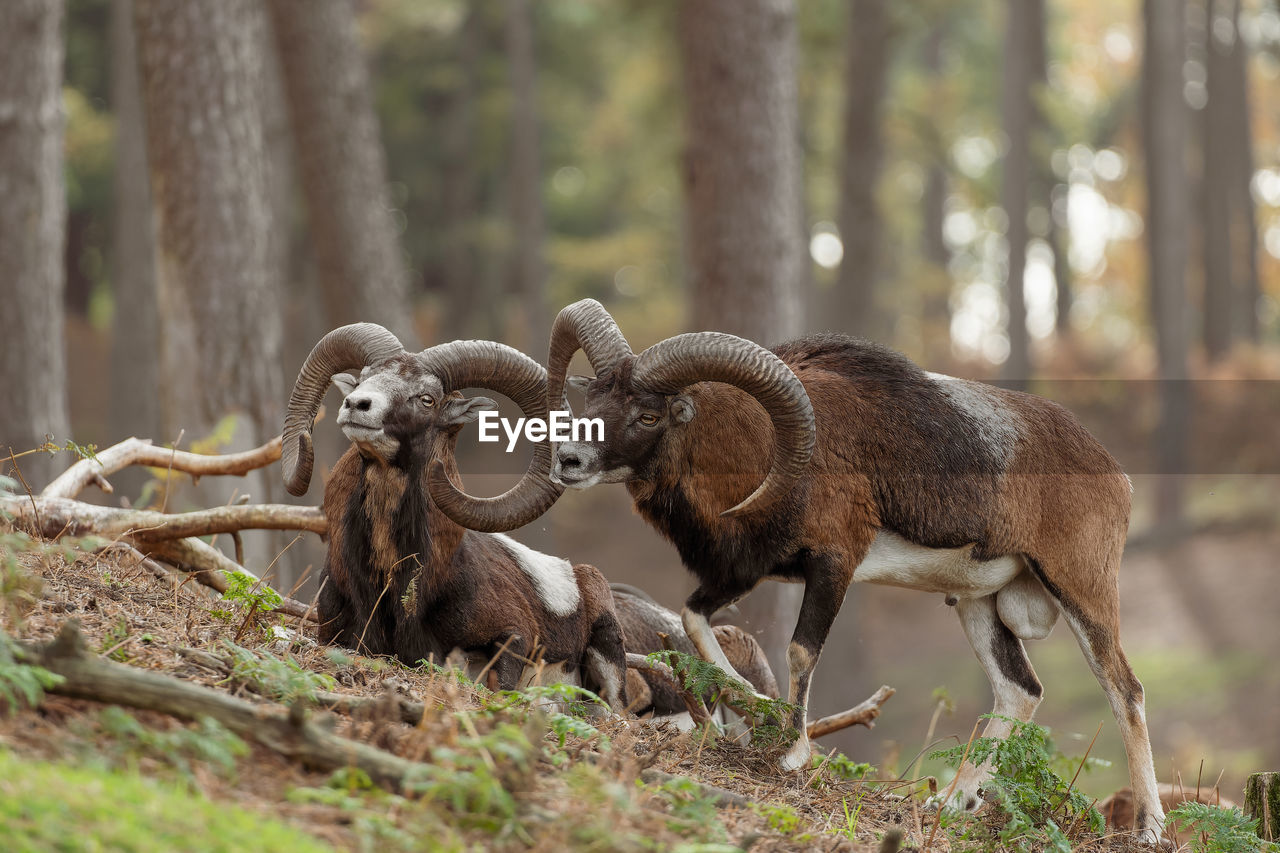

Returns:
220,642,335,704
931,715,1103,853
644,649,799,746
1168,801,1280,853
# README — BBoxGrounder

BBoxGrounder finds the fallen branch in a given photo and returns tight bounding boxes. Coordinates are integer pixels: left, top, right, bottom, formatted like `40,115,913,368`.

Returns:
3,496,326,541
21,621,430,792
807,685,896,739
42,435,283,500
625,653,713,727
141,538,316,622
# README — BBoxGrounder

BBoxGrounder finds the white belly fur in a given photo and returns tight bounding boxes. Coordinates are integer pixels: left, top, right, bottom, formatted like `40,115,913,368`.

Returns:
852,529,1023,598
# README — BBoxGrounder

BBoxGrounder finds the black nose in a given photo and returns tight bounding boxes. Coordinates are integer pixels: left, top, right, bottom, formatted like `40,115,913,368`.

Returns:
344,396,372,412
558,450,582,470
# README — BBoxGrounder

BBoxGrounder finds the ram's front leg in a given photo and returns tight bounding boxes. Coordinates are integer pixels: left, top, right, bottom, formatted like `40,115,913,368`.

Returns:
778,556,849,772
681,582,771,702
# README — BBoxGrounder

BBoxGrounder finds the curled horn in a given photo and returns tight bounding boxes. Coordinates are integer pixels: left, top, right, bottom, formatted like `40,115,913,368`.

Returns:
282,323,405,496
423,341,566,532
631,331,814,516
431,299,634,532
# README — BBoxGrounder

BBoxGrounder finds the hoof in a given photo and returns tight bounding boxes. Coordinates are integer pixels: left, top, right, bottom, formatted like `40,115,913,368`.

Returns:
778,738,810,773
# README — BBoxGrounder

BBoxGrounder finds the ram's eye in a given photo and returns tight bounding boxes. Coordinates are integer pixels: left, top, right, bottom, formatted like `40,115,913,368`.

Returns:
420,395,435,408
638,413,661,426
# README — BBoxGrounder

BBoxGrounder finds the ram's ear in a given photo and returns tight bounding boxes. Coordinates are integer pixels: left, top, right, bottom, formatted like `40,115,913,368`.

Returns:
331,373,359,397
442,395,498,427
567,375,594,394
671,395,696,424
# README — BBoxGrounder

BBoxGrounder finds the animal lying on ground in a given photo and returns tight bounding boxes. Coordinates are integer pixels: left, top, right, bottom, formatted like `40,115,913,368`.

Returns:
609,583,778,716
428,299,1167,843
281,323,627,709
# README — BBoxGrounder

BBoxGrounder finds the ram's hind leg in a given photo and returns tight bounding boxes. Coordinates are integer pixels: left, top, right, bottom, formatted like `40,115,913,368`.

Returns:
948,593,1044,810
1032,557,1164,844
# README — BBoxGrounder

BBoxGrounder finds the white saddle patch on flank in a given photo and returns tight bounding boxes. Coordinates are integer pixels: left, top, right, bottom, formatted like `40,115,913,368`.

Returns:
492,534,580,617
925,372,1019,464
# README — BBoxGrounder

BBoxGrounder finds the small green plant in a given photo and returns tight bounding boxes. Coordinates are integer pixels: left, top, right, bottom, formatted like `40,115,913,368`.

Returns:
931,716,1103,853
83,706,249,786
0,631,63,713
100,616,133,662
221,569,284,612
1168,801,1280,853
221,642,336,704
655,776,728,842
810,750,874,788
645,649,799,747
835,793,866,840
749,801,809,838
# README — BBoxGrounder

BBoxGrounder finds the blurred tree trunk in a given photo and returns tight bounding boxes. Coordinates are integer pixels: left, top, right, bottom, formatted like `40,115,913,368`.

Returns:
134,2,283,512
919,24,952,365
0,0,70,491
108,0,159,447
1201,0,1233,363
1142,0,1191,526
505,0,547,356
835,0,891,341
267,0,416,347
1221,0,1259,344
1000,0,1039,385
442,6,496,340
680,0,805,681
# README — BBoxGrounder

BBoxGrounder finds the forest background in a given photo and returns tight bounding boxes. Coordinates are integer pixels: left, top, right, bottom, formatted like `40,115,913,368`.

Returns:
1,0,1277,804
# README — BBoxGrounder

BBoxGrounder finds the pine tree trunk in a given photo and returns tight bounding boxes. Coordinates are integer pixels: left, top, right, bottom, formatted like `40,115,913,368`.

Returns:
919,25,952,365
680,0,805,678
834,0,891,341
504,0,548,356
1202,0,1234,363
1142,0,1191,526
108,0,160,447
1000,0,1037,385
1221,0,1259,344
267,0,416,347
0,0,71,490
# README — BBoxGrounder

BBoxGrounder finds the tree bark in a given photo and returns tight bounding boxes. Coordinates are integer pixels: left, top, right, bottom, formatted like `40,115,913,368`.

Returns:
134,0,283,446
1244,771,1279,842
919,25,953,365
679,0,805,677
504,0,548,355
1221,0,1259,344
0,0,71,491
1202,0,1234,363
267,0,416,347
108,0,161,453
834,0,891,341
1142,0,1191,526
1000,0,1039,385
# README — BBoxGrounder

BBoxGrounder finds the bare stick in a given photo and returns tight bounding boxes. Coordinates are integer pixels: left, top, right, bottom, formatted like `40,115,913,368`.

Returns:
806,685,896,739
21,621,430,792
42,436,284,500
3,496,326,541
625,653,713,726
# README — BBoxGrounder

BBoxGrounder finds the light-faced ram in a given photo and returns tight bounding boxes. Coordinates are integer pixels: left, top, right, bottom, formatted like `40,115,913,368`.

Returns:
281,323,627,708
429,299,1166,842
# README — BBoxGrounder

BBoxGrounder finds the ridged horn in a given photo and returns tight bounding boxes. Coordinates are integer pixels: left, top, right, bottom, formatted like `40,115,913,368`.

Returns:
631,331,814,516
423,340,566,532
282,323,405,496
431,299,634,533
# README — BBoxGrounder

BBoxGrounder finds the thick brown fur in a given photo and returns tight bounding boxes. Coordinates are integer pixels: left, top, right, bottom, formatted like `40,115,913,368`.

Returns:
562,333,1161,838
318,355,627,706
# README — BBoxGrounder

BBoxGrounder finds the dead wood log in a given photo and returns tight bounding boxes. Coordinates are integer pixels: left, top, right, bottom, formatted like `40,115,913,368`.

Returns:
807,685,895,739
42,436,283,500
4,495,326,541
21,620,430,792
1245,772,1279,841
